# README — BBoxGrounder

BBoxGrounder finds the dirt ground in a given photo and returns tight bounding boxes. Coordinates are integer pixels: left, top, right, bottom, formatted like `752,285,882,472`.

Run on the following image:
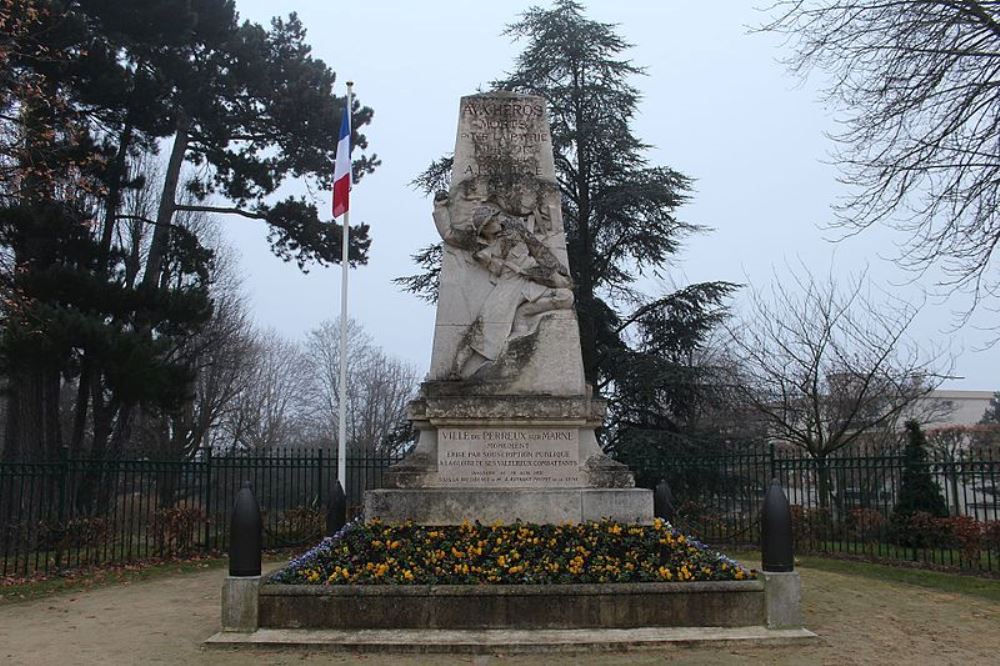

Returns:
1,560,998,666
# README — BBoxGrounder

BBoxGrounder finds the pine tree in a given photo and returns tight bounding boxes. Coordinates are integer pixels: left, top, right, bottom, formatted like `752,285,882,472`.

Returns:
891,420,948,546
0,2,377,463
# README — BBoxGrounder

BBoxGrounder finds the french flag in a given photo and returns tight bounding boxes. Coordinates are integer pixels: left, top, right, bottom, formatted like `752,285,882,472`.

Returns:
332,103,351,218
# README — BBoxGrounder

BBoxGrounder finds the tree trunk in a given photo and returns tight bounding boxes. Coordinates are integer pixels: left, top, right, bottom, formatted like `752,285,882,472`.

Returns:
815,455,832,510
142,114,189,288
3,363,61,462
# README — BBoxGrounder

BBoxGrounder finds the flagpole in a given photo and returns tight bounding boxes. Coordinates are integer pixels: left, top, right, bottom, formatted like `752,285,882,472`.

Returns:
338,81,353,491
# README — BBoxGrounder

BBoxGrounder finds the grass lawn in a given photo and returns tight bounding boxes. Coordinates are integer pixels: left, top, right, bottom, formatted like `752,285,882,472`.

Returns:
0,551,292,605
732,549,1000,603
0,556,228,605
802,539,998,571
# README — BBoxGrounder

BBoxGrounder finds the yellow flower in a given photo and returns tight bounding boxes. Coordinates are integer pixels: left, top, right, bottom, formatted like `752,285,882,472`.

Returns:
402,569,414,581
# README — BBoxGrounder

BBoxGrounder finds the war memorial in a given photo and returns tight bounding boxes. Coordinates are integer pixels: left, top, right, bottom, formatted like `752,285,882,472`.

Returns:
208,92,812,653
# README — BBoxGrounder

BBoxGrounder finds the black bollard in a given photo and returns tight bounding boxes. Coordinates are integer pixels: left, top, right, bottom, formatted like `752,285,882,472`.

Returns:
229,481,262,577
761,478,794,572
653,479,676,522
326,479,347,535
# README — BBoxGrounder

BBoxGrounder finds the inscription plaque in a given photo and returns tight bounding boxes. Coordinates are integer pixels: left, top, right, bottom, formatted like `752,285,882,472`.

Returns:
437,427,580,487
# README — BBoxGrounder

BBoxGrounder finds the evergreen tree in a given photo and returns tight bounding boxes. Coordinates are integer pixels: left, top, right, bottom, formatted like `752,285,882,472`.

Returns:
400,1,736,469
979,392,1000,426
892,420,948,543
0,2,377,462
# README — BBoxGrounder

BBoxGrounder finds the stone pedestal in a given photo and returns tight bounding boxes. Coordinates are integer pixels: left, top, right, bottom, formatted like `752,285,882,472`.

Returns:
222,576,261,632
364,371,651,524
365,488,652,525
761,571,804,629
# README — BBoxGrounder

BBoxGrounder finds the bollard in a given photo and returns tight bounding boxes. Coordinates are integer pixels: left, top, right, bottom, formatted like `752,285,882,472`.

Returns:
229,481,262,577
761,478,794,572
326,479,347,535
223,482,262,632
653,479,676,522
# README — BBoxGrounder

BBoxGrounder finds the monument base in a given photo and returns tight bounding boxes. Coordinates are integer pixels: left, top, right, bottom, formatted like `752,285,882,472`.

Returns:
364,487,652,525
256,580,768,630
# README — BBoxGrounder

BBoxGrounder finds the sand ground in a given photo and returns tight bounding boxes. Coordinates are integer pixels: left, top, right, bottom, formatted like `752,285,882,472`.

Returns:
1,561,998,665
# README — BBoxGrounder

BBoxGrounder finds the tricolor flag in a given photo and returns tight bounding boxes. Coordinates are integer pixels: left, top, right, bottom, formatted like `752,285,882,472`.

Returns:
332,103,351,218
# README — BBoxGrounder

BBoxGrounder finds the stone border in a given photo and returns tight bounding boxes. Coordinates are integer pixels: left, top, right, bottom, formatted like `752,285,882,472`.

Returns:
257,579,767,630
205,626,818,653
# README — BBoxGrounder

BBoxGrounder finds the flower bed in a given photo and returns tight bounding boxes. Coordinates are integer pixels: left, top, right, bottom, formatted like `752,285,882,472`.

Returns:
272,518,753,586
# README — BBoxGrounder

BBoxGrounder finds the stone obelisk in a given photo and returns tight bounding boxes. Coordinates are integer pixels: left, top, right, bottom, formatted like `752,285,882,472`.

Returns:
365,92,652,524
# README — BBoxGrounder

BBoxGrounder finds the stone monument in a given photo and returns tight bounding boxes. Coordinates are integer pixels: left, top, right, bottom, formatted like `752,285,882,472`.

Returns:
365,92,652,524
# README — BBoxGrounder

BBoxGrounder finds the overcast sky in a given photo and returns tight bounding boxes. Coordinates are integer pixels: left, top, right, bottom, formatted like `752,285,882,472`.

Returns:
225,0,997,391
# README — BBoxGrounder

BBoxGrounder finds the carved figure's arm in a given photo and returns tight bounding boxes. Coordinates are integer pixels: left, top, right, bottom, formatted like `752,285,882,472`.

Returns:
432,191,456,244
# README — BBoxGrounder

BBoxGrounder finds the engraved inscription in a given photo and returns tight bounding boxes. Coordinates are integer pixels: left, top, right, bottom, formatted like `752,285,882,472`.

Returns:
458,97,550,179
437,427,580,487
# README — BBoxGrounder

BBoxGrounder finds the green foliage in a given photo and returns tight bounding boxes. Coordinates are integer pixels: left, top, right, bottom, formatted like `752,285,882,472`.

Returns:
0,202,214,415
892,421,948,545
1,1,377,462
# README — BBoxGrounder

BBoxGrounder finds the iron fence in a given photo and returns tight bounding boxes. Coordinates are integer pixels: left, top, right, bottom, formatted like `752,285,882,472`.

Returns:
4,444,998,578
0,448,403,578
660,445,1000,574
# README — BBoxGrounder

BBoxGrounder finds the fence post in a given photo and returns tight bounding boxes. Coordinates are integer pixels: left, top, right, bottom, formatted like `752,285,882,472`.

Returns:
653,479,675,522
316,448,323,509
229,481,262,577
203,447,213,552
769,442,777,481
54,445,70,570
762,478,794,572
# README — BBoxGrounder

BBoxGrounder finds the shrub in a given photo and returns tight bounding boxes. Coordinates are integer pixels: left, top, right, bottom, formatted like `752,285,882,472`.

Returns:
152,506,206,556
892,511,949,549
940,515,983,563
36,516,111,552
790,505,833,545
266,505,325,547
846,507,887,541
984,521,1000,556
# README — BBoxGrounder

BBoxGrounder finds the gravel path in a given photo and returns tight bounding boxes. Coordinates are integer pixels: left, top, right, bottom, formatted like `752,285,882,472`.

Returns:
1,562,998,665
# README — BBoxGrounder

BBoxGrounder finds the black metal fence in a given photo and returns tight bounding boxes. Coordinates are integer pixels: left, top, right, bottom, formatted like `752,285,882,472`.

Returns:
4,444,999,578
0,449,403,578
661,445,1000,574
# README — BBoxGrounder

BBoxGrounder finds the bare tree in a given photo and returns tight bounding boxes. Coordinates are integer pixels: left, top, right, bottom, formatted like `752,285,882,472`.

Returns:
760,2,1000,306
219,331,312,453
304,318,419,456
725,267,951,508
